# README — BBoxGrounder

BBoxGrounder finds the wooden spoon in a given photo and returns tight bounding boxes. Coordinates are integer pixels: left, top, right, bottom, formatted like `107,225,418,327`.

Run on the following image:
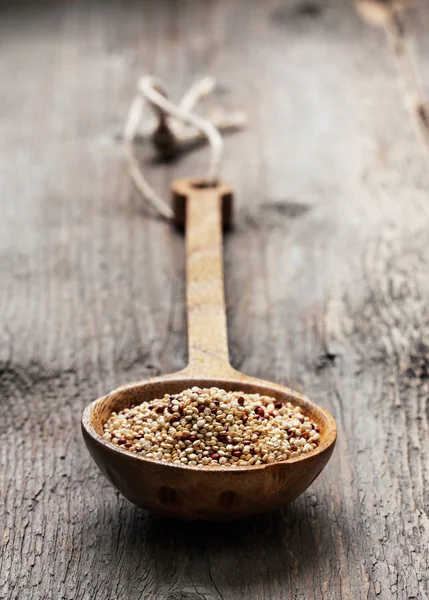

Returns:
82,179,337,521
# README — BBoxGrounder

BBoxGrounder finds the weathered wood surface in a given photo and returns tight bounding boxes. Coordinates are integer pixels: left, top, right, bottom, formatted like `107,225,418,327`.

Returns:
1,1,429,598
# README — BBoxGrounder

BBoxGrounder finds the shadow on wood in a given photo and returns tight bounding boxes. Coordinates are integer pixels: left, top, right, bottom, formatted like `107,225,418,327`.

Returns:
82,497,344,597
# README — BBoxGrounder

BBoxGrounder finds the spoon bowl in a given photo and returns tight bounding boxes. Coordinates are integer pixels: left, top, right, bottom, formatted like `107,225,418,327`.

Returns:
82,370,336,521
82,179,337,521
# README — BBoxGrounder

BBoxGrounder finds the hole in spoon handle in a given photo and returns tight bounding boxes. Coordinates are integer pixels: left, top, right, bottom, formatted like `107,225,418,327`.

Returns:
172,178,234,378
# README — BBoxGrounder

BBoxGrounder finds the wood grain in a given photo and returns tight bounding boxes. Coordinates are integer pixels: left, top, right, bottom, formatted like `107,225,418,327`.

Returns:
1,0,429,597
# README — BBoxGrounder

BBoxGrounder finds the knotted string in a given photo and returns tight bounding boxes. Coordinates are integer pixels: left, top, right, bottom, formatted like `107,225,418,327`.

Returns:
124,76,245,220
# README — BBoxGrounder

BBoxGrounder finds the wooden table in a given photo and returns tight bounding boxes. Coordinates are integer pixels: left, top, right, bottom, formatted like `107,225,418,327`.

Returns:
1,1,428,598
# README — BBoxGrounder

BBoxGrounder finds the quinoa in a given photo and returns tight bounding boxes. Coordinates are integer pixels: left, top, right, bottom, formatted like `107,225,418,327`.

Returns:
103,387,320,467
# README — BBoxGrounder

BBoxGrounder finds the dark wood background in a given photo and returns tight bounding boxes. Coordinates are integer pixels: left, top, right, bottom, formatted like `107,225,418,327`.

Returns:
1,1,429,598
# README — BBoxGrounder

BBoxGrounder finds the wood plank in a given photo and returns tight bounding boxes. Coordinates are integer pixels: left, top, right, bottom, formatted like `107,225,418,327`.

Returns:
1,1,428,598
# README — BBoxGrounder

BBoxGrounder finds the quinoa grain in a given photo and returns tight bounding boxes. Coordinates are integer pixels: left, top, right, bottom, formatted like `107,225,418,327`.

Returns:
103,388,320,468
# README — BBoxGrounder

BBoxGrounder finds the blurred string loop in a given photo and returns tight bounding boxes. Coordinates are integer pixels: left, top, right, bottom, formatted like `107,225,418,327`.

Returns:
124,76,246,221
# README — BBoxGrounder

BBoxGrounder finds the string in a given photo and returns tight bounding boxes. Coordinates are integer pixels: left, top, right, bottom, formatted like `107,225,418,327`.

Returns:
124,76,227,221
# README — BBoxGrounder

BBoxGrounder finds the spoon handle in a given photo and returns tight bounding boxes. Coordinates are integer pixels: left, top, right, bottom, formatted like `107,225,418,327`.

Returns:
172,178,234,378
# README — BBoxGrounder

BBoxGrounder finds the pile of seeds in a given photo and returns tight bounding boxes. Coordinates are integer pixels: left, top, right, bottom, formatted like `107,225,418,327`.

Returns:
103,387,320,467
